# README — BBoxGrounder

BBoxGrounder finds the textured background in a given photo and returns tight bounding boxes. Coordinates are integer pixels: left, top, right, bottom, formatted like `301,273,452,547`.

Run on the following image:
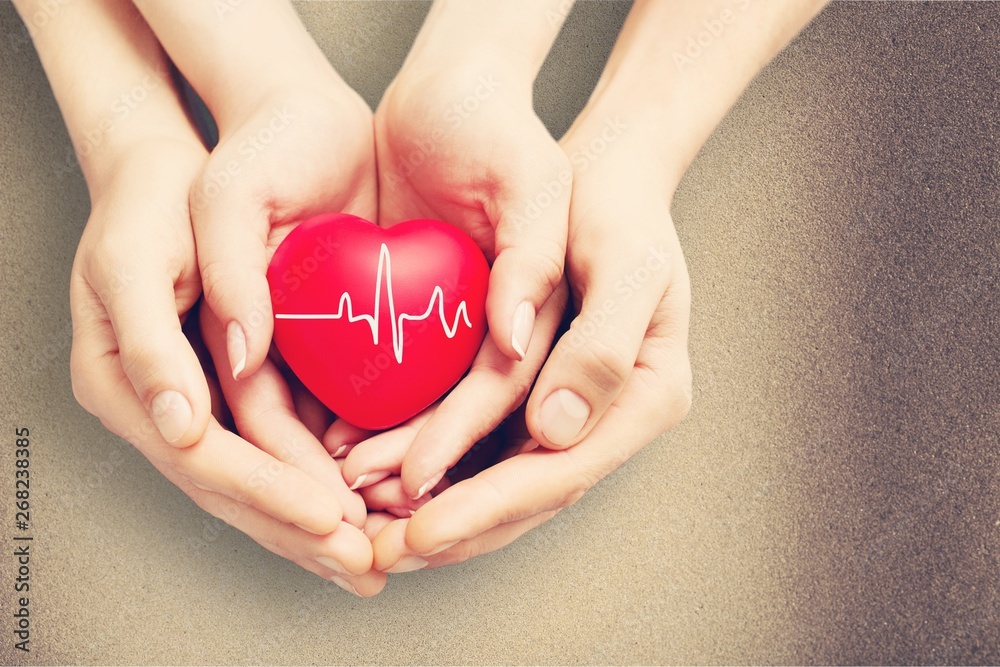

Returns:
0,1,997,664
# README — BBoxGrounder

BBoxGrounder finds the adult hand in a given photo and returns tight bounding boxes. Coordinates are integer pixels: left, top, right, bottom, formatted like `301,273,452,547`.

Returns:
354,125,693,573
346,54,571,500
70,139,380,594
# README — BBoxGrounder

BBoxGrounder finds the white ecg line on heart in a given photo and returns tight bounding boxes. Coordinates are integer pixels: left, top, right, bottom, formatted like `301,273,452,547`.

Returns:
275,243,473,364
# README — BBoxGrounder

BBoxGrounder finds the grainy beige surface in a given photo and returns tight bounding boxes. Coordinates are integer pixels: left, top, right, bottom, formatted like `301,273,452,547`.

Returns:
0,1,997,664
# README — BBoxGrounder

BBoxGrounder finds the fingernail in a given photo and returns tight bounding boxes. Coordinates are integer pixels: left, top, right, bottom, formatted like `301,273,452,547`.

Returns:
510,301,535,361
386,506,416,518
331,444,349,458
227,321,247,380
328,575,360,595
539,389,591,447
294,522,326,535
386,556,428,574
413,470,445,500
150,390,193,445
517,440,540,455
348,474,368,491
425,540,459,556
316,555,350,575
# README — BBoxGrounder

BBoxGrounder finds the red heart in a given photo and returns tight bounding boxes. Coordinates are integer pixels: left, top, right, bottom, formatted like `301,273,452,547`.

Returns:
266,213,489,430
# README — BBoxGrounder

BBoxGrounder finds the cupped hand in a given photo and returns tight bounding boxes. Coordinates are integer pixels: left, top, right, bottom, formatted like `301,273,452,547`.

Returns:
70,138,382,595
355,58,572,500
349,126,693,573
190,80,378,383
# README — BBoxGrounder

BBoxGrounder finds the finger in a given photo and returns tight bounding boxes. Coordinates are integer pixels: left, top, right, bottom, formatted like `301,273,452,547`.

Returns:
359,476,431,517
71,311,347,535
86,249,210,449
322,418,378,459
341,406,435,490
363,512,397,542
189,486,384,595
182,303,233,428
373,510,557,573
404,343,688,556
400,284,568,499
485,142,570,362
201,306,366,528
190,158,274,383
526,218,675,449
73,323,349,536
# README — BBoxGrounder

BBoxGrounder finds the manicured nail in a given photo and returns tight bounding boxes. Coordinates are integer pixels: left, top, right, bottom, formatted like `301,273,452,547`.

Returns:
425,540,459,556
328,575,360,595
227,321,247,380
330,444,349,458
316,555,349,575
150,390,193,445
539,389,591,447
413,470,445,500
510,301,535,360
386,507,416,518
386,556,428,574
348,474,368,491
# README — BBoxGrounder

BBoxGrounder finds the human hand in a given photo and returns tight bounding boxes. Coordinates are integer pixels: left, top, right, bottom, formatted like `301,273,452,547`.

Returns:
354,50,571,500
70,139,379,594
349,123,692,572
196,302,385,595
190,81,377,382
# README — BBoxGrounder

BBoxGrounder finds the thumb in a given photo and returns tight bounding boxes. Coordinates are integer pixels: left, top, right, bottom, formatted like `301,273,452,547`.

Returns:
486,149,571,362
526,233,674,450
190,169,274,381
96,264,211,448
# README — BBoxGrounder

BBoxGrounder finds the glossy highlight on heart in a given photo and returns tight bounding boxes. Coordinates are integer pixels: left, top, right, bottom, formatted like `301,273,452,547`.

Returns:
267,213,489,429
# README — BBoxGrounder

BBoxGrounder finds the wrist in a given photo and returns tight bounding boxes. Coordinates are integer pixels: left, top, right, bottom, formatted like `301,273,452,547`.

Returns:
562,100,686,199
84,133,207,202
403,0,573,84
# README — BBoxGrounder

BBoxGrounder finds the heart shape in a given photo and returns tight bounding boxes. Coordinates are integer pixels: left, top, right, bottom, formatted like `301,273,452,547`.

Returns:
266,213,489,429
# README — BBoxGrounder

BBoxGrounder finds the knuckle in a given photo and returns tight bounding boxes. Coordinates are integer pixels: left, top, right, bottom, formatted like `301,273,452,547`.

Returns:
450,539,483,565
198,259,233,310
554,476,591,510
116,339,166,398
657,363,694,431
675,374,694,421
550,450,599,510
493,239,566,298
531,243,566,295
567,333,633,394
86,229,127,267
69,348,97,415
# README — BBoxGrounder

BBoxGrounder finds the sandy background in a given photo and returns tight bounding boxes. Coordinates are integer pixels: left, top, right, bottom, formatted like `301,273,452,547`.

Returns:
0,1,997,664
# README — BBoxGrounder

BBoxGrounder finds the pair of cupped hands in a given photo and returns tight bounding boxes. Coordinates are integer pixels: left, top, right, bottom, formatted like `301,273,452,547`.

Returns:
71,53,692,596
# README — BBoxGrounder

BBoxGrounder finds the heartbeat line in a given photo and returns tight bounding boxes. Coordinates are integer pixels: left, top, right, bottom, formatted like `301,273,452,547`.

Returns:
275,243,472,364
